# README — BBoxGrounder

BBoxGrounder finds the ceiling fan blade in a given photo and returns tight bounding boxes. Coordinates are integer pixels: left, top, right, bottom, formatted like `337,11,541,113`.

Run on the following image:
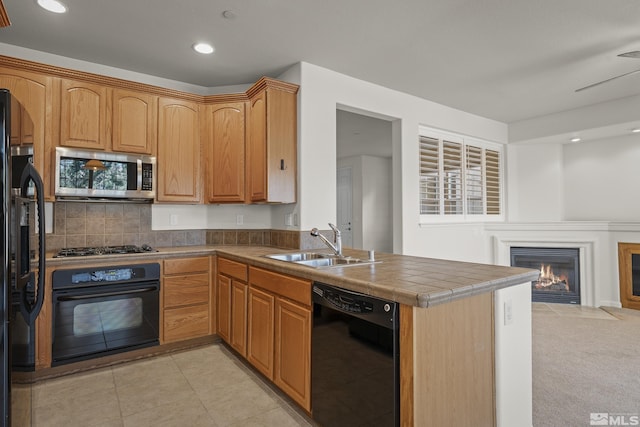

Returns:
575,68,640,92
618,51,640,59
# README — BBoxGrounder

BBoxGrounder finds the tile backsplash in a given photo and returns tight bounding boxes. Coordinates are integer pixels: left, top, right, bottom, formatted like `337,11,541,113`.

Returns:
46,202,319,252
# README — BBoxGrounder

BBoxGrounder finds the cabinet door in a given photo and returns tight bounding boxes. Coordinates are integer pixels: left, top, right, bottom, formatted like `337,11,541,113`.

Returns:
274,298,311,411
112,89,157,154
247,91,267,202
207,102,246,203
230,280,247,357
60,79,108,150
164,273,209,308
217,274,231,343
163,303,209,343
0,67,54,200
9,96,34,146
157,97,201,202
247,287,275,378
247,86,297,203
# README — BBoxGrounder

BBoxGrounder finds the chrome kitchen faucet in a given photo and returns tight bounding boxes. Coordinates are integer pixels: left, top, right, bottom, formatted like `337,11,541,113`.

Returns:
310,223,342,257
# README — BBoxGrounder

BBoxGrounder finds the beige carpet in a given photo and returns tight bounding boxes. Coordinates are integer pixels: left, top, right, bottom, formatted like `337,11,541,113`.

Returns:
533,304,640,427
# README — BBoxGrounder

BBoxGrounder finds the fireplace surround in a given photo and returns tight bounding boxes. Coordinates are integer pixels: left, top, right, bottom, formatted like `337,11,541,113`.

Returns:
511,247,581,304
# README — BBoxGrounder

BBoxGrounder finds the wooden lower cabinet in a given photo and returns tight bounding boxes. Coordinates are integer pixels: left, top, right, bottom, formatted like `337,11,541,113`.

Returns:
274,298,311,411
247,266,312,412
230,280,247,356
247,287,275,378
217,257,249,357
162,256,212,343
164,304,209,343
217,274,232,342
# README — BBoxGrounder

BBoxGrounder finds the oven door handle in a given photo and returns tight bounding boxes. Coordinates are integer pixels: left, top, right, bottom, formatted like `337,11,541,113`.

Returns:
56,286,158,301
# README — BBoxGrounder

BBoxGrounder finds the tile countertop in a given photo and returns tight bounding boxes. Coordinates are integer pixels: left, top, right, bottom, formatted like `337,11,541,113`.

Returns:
45,245,539,308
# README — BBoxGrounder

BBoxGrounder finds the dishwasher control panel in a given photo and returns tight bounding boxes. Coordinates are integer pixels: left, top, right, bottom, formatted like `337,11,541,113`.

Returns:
312,282,397,327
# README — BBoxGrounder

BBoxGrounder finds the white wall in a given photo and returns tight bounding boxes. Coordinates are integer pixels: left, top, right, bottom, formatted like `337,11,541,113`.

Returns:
297,62,508,256
494,282,532,427
507,132,640,222
563,134,640,221
507,143,564,222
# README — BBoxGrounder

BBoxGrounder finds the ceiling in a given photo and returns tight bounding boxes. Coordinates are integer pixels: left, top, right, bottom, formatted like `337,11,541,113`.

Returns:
1,0,640,124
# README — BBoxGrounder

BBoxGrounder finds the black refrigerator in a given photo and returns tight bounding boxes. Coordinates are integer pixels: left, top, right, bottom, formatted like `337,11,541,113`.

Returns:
1,89,46,426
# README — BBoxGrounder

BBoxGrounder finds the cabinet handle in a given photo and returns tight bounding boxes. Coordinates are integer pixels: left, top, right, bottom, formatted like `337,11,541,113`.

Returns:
280,159,285,170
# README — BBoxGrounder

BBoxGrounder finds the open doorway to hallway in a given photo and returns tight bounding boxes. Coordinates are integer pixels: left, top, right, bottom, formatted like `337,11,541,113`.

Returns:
336,108,393,253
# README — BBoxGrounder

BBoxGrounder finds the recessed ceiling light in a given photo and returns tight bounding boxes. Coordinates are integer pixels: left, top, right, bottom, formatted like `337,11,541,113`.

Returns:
37,0,67,13
570,137,581,143
222,10,237,20
632,128,640,133
193,43,214,54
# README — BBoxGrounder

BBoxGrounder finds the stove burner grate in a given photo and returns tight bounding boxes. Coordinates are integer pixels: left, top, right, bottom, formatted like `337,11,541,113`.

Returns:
54,245,154,258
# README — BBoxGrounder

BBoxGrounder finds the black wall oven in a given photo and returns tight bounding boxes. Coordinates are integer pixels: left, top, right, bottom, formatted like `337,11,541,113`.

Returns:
51,263,160,366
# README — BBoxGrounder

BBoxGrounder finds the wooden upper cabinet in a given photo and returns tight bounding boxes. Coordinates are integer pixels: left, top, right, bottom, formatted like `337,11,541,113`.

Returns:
60,79,109,150
157,97,201,203
0,66,54,200
112,89,157,154
10,95,34,146
206,102,246,203
246,78,298,204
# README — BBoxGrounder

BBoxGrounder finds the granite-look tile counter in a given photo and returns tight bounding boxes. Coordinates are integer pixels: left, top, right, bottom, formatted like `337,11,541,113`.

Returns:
46,245,538,307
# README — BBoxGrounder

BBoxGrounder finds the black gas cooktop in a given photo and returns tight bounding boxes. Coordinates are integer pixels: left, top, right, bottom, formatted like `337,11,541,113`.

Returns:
53,244,155,258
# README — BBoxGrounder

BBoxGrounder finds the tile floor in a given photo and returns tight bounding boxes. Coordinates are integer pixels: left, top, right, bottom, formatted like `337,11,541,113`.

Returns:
30,303,619,426
531,302,619,320
31,345,314,427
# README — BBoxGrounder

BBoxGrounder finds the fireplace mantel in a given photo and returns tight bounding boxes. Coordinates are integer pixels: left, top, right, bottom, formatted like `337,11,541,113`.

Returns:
485,221,640,233
492,237,594,306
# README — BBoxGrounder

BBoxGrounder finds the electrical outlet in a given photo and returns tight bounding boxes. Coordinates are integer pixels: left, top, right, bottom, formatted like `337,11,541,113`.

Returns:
236,214,244,225
504,298,513,325
170,214,178,226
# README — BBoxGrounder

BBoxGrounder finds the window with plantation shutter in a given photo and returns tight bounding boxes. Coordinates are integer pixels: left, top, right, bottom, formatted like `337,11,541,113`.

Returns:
419,136,439,214
485,149,501,215
443,140,463,215
419,128,503,221
466,145,483,215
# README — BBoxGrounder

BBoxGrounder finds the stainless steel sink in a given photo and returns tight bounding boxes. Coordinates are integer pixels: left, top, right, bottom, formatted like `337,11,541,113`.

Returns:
266,252,331,262
265,252,377,268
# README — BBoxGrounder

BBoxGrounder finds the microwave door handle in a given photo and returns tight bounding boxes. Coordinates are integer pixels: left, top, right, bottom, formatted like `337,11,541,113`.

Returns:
18,162,46,325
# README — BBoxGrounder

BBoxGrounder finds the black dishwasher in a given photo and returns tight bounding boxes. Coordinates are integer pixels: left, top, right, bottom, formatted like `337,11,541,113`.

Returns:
311,282,399,427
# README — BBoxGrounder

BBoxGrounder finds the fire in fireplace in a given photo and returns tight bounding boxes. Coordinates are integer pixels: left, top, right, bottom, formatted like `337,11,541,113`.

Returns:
511,247,580,304
534,264,570,291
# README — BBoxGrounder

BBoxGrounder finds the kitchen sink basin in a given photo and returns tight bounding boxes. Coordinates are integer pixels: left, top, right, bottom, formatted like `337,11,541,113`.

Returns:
265,252,377,268
266,252,331,262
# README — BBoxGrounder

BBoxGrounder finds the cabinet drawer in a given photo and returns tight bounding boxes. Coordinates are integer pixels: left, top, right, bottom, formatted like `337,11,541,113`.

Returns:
163,303,210,342
164,257,210,275
164,273,209,308
218,257,248,281
249,267,311,306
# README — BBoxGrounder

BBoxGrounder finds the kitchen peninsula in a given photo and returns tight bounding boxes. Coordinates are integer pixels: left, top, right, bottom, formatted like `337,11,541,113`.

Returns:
42,245,538,427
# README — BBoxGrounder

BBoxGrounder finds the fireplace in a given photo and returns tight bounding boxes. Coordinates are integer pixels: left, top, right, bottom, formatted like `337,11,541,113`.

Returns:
511,247,581,304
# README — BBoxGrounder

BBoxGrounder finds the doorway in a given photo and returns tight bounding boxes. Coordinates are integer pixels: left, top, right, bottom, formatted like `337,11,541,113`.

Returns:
336,109,393,253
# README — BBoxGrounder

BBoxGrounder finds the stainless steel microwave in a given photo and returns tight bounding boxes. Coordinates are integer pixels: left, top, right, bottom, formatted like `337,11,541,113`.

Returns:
54,147,155,202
